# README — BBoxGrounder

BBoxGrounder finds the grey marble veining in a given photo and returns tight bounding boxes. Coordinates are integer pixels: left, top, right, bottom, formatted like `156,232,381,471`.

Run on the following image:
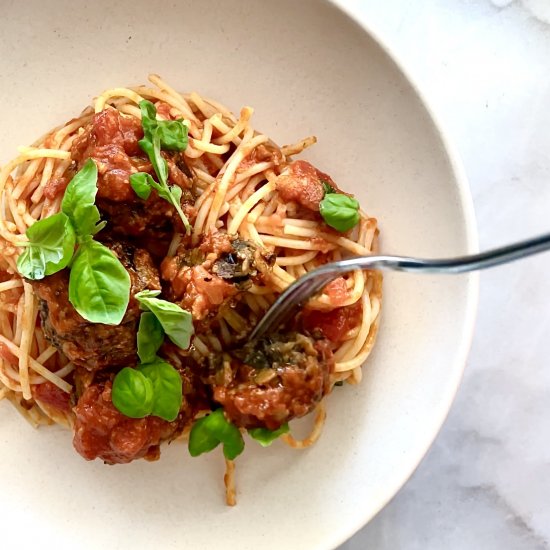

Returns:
335,1,550,548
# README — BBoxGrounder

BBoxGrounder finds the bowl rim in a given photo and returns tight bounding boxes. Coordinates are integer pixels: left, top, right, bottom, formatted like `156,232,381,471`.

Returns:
326,1,480,546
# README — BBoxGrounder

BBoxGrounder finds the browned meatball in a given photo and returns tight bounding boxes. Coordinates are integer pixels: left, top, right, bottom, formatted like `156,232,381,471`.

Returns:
213,334,334,430
71,108,195,247
31,241,161,371
71,108,144,202
161,233,274,322
73,381,185,464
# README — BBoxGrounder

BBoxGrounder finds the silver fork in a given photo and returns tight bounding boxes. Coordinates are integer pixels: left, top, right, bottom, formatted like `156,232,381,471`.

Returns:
250,232,550,340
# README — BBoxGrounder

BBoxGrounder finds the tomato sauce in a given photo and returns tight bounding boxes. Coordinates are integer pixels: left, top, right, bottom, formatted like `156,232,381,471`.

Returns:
302,301,362,343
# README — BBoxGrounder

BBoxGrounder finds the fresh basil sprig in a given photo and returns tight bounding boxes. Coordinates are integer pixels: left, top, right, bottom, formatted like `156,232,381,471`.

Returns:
248,423,289,447
135,289,194,350
319,185,360,233
130,172,183,207
130,100,191,234
16,159,131,325
140,99,188,152
16,213,76,279
188,409,245,460
111,289,191,421
111,360,183,421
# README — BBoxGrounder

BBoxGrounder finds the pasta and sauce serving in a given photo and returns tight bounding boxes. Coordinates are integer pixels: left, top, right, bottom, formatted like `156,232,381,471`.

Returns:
0,75,382,504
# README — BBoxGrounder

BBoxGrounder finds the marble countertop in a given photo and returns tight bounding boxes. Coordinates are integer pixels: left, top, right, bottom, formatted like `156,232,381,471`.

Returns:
336,1,550,549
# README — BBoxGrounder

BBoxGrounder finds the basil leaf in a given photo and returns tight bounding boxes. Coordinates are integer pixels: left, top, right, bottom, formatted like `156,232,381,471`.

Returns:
112,367,155,418
138,359,182,422
69,240,131,324
138,133,191,234
61,159,103,237
188,409,245,460
248,423,289,447
129,173,153,200
135,289,161,299
137,312,164,364
139,100,158,134
16,213,76,280
156,120,188,151
319,193,360,232
135,290,194,350
130,171,175,206
188,416,221,457
154,182,189,232
170,185,182,204
139,100,188,151
140,129,169,187
137,101,191,234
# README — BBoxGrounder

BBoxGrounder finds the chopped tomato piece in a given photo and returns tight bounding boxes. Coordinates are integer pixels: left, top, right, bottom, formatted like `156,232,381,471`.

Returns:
323,277,348,306
302,301,362,343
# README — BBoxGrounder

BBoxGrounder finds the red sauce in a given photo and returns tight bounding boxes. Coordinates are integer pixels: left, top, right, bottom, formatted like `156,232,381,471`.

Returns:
166,264,237,320
323,277,348,306
44,176,69,200
238,143,283,173
71,109,144,202
32,381,71,413
92,108,143,156
302,301,362,344
73,381,181,464
0,342,18,367
275,160,326,212
155,102,173,120
199,232,233,256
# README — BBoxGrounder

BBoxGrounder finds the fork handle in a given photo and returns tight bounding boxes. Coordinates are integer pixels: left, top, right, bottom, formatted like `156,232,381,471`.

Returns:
249,232,550,340
328,231,550,275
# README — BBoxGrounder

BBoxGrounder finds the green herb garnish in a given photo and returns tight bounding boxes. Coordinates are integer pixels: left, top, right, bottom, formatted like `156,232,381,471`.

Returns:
129,172,154,200
16,213,76,280
61,158,105,236
188,409,245,460
111,291,191,421
136,311,164,363
137,359,183,422
68,239,131,325
139,99,188,152
112,360,183,422
130,100,191,234
319,193,360,233
135,289,194,350
248,423,289,447
111,367,155,419
16,159,131,325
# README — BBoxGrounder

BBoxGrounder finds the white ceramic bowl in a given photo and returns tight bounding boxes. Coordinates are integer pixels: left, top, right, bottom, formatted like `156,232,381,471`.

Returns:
0,1,478,549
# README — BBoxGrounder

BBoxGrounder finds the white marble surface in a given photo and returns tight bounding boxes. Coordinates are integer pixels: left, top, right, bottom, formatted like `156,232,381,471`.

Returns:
335,1,550,548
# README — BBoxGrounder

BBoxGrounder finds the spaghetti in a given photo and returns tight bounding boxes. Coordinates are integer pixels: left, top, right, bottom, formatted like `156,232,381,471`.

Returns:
0,75,382,504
